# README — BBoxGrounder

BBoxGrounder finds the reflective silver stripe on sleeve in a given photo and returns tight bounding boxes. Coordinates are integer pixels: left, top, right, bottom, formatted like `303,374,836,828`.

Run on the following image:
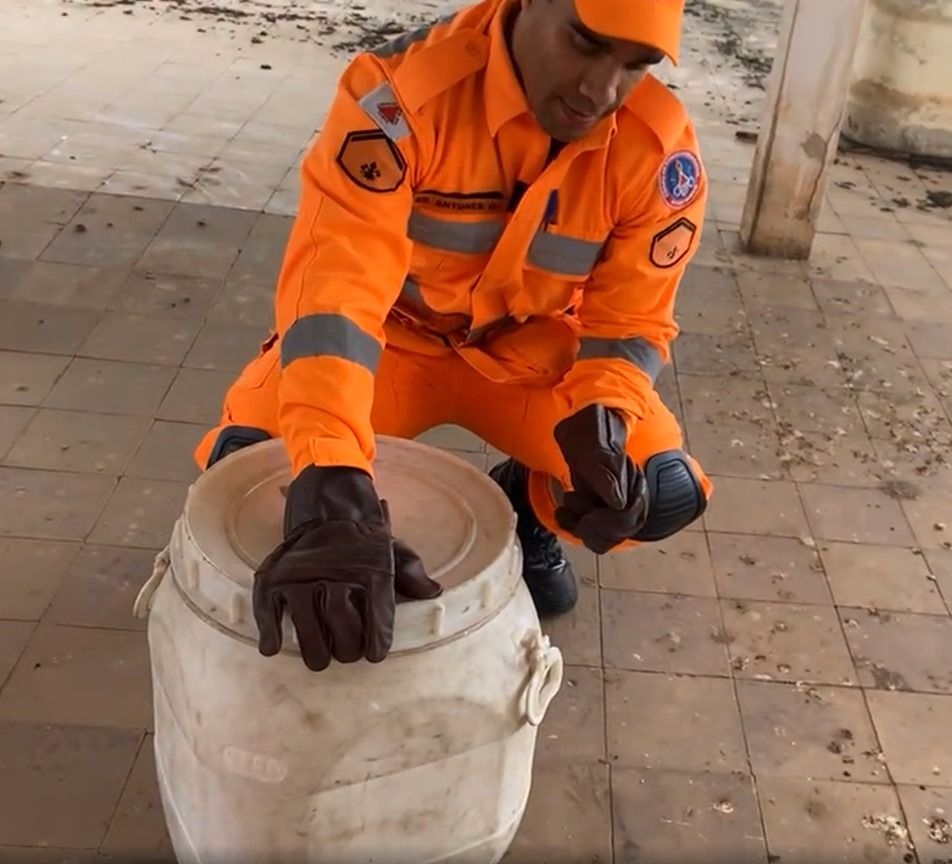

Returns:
528,231,605,277
407,211,503,254
577,336,663,382
281,313,381,372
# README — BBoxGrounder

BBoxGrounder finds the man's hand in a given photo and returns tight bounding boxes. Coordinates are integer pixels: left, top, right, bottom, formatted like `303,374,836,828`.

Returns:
252,466,442,671
553,405,650,554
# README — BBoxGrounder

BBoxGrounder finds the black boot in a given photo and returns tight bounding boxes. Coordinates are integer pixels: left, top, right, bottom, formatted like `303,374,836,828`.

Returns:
489,458,578,617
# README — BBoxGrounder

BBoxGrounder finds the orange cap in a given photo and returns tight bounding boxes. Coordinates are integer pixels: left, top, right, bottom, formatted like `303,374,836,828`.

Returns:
573,0,685,64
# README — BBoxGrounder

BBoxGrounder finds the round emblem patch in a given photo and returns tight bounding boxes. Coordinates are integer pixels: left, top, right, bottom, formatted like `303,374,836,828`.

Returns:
659,151,701,210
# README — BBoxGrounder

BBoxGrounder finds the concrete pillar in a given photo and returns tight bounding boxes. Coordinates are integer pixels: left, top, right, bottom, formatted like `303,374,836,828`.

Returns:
740,0,868,259
845,0,952,160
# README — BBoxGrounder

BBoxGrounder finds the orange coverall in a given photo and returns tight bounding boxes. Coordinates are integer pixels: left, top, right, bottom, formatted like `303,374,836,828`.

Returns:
195,0,713,545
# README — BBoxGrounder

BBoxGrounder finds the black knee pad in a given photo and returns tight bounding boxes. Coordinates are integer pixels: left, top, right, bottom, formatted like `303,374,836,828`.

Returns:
205,425,272,469
634,450,707,542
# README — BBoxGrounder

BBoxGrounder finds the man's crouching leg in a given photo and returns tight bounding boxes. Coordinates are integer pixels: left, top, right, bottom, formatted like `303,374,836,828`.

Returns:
506,390,712,618
489,458,579,619
631,449,710,542
527,446,711,548
490,449,710,619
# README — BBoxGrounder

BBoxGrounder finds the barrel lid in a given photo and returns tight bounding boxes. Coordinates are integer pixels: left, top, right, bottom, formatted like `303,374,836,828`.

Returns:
169,437,521,654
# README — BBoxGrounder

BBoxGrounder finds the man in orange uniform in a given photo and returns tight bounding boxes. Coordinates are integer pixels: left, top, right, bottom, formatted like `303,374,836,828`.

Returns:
195,0,713,671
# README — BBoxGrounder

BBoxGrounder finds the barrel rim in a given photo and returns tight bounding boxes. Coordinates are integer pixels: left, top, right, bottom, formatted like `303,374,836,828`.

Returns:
167,437,525,653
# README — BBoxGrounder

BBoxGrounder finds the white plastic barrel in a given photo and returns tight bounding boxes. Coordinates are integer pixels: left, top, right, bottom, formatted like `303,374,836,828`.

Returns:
134,436,563,864
845,0,952,158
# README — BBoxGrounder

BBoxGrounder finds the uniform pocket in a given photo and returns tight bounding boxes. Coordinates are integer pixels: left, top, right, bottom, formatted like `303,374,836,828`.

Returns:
236,331,280,391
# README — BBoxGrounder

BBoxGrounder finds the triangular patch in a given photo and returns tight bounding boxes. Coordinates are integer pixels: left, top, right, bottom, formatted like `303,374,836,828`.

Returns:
358,82,411,142
377,102,403,125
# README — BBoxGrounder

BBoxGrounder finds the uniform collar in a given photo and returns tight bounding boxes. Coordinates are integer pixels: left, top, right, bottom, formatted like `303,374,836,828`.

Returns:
484,0,533,137
583,111,618,150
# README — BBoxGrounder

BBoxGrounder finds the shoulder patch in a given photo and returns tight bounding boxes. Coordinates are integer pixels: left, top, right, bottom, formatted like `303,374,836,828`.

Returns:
358,81,411,141
650,217,697,268
659,151,701,210
336,130,407,193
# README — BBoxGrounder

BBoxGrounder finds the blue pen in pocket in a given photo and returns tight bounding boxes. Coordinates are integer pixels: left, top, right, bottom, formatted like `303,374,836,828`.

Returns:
544,189,559,227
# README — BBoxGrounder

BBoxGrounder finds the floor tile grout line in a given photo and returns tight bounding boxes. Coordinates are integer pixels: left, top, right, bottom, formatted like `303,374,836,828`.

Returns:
1,399,173,424
594,554,614,863
26,548,932,632
844,654,924,855
850,367,949,454
0,401,203,424
712,224,811,863
771,277,904,702
0,619,152,638
857,684,901,790
25,187,95,262
33,188,177,273
600,583,952,619
831,596,903,790
850,230,945,334
3,72,69,129
694,524,941,552
121,416,165,480
0,158,37,183
0,842,98,853
0,404,38,463
897,319,952,435
799,458,930,845
212,201,265,299
593,758,936,784
1,620,41,693
0,536,83,625
97,726,149,852
700,524,771,848
594,662,875,689
1,341,202,367
930,558,952,618
600,763,929,790
0,620,36,697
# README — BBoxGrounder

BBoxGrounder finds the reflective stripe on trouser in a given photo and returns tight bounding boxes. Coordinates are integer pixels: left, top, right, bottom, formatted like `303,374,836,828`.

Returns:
194,339,712,546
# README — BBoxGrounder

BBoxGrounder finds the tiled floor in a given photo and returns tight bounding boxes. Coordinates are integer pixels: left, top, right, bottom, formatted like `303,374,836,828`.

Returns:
2,0,952,862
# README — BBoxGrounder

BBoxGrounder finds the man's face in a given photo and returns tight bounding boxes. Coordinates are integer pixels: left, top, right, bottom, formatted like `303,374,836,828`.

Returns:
511,0,665,141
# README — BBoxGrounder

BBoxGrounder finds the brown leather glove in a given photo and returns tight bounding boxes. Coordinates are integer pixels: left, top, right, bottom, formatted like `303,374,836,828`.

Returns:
252,466,442,671
553,404,650,555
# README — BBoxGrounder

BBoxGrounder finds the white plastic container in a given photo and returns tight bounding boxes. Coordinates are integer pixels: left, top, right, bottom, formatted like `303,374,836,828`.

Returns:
134,436,563,864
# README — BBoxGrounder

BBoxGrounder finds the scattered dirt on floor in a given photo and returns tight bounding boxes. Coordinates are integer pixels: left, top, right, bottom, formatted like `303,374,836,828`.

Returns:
861,813,914,850
60,0,433,54
684,0,780,91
